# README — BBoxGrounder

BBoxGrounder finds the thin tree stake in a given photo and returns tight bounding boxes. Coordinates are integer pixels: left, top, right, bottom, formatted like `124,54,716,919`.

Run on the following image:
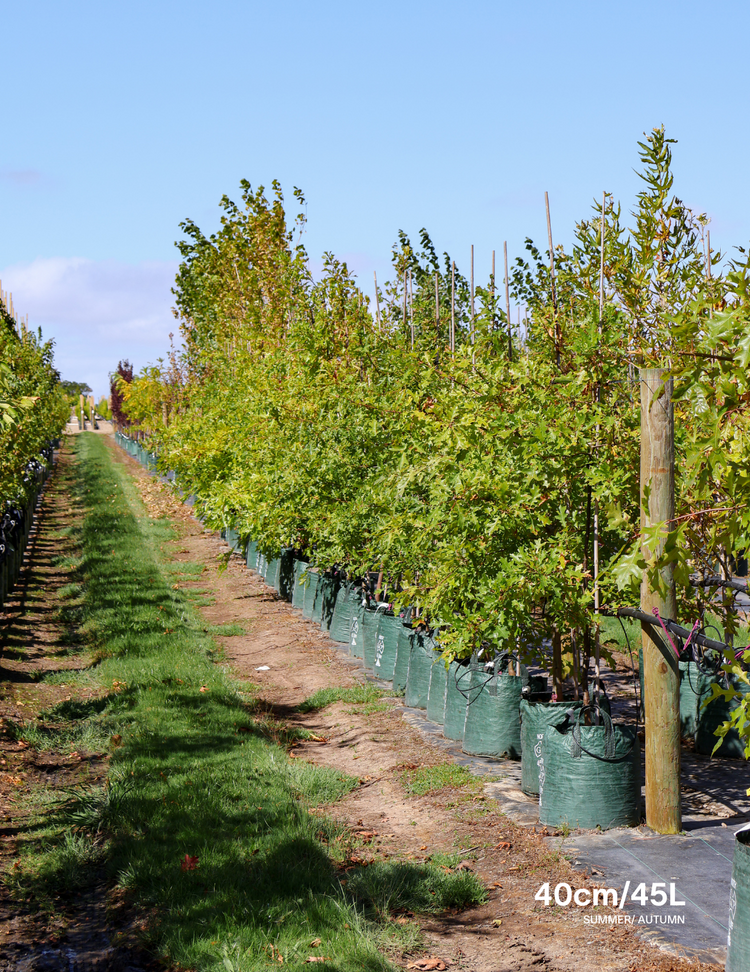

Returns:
451,261,456,353
470,245,475,345
409,269,414,348
545,192,559,366
374,271,381,332
504,241,512,362
403,269,407,340
491,250,496,331
593,190,606,714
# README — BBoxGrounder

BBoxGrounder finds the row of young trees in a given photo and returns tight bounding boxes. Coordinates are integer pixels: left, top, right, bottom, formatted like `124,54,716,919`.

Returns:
0,300,68,506
119,128,750,745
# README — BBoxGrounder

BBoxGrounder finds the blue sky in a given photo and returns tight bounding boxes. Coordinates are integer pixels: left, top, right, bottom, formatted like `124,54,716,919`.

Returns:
1,0,748,395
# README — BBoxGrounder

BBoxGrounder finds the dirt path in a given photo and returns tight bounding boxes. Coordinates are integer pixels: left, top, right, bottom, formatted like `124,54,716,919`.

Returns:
118,442,721,972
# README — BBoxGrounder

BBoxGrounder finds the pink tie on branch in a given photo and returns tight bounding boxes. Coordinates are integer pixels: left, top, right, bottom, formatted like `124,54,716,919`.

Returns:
651,608,681,658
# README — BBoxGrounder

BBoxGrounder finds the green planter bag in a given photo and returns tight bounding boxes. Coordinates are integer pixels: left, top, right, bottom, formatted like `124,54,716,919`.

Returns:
539,707,641,831
443,661,472,741
318,575,340,631
278,549,295,601
311,574,329,624
246,540,258,571
265,557,281,591
678,660,708,739
463,665,524,759
405,631,435,709
393,624,413,691
302,571,321,620
520,700,584,797
373,612,402,682
696,673,750,759
363,607,385,671
426,657,449,725
329,584,359,643
727,827,750,972
643,652,710,737
349,602,365,659
292,560,308,610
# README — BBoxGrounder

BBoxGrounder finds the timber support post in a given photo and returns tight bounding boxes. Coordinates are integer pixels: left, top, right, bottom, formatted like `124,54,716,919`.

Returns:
640,367,681,834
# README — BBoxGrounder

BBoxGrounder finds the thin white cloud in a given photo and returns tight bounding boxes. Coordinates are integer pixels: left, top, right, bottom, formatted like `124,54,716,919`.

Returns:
0,168,43,186
0,256,180,397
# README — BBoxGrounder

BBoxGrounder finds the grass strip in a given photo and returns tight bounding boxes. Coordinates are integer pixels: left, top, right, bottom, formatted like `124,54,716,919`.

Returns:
297,685,385,714
400,764,481,797
8,434,485,971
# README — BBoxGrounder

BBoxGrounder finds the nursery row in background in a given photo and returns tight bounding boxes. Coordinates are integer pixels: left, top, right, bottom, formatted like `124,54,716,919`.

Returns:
119,431,744,825
117,428,750,970
0,444,56,610
115,130,750,759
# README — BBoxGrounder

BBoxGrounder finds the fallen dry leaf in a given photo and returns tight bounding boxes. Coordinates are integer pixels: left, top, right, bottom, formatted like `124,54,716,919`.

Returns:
491,918,503,927
181,854,199,871
304,958,331,964
495,841,511,850
407,958,447,971
455,860,473,871
309,938,322,948
199,686,209,693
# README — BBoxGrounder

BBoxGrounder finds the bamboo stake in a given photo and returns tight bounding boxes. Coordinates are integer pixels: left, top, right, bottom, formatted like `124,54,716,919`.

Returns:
470,245,475,345
402,269,407,340
593,191,605,716
374,271,381,332
409,270,414,348
435,272,439,333
545,192,559,366
491,250,496,331
504,241,512,362
451,261,456,353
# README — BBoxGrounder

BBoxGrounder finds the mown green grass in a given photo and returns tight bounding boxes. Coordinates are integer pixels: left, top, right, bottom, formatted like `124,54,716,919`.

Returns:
298,684,386,714
400,763,481,796
203,622,246,637
8,434,485,971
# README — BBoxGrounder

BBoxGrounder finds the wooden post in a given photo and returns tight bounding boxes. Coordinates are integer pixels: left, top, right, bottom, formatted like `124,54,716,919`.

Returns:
640,367,681,834
504,242,512,362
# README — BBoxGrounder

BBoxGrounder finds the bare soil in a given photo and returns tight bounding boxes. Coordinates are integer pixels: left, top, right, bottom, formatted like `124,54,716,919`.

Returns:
0,438,723,971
